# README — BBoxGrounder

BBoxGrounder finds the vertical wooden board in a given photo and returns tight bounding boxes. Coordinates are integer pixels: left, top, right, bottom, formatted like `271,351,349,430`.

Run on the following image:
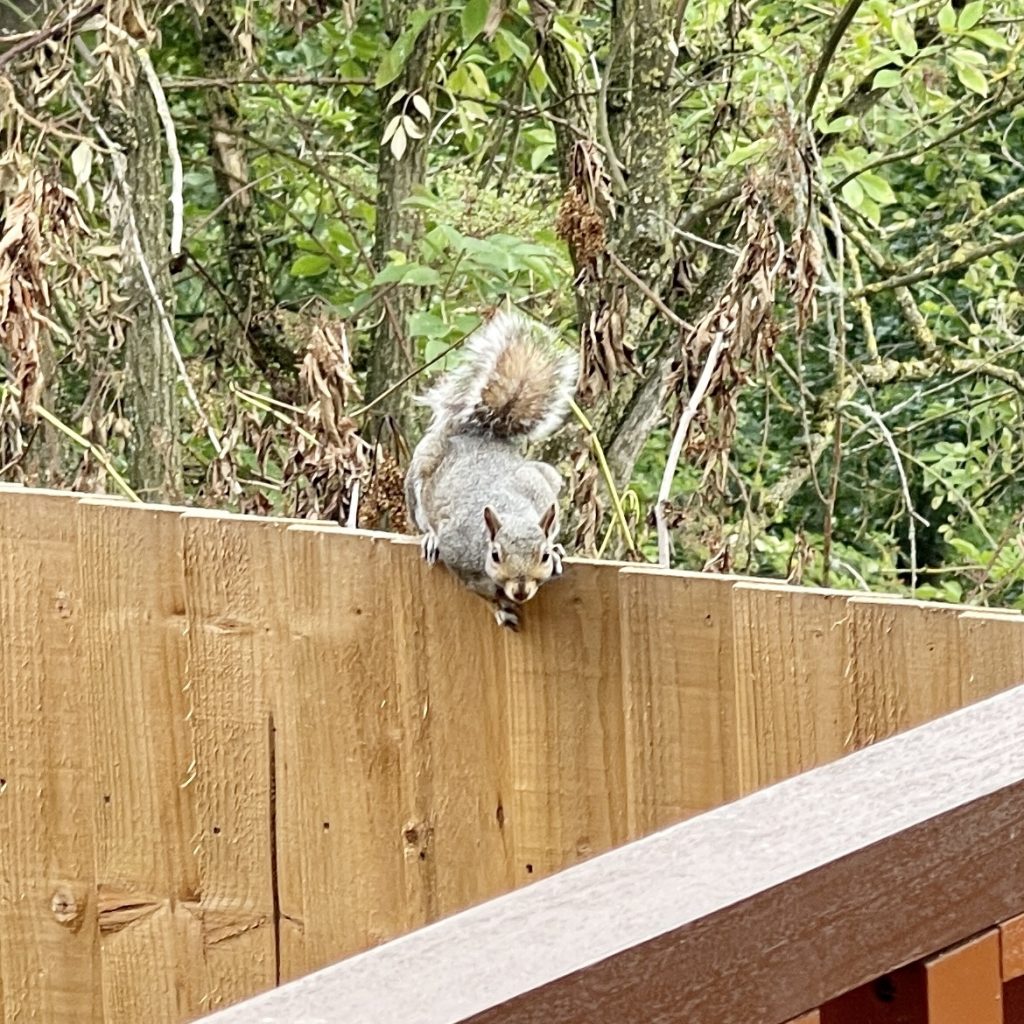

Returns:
0,489,102,1021
925,930,1002,1024
619,568,738,838
390,538,515,924
959,611,1024,705
181,514,281,1014
74,498,203,1023
732,584,849,794
270,526,407,983
1001,911,1024,981
502,560,626,883
844,598,961,751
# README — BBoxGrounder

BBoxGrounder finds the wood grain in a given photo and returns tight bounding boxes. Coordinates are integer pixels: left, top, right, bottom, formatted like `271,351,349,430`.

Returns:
619,568,738,835
959,609,1024,705
181,513,280,1014
196,684,1024,1024
732,583,848,793
75,498,202,1023
504,559,626,881
844,597,961,749
0,488,102,1022
270,524,407,981
389,537,515,922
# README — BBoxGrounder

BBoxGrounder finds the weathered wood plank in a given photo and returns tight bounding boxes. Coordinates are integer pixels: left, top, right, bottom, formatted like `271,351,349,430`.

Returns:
271,525,407,981
181,513,281,1013
75,498,202,1023
195,684,1024,1024
844,598,962,749
959,609,1024,705
732,584,848,793
0,489,102,1022
619,568,738,835
1001,911,1024,982
389,537,515,922
504,559,626,881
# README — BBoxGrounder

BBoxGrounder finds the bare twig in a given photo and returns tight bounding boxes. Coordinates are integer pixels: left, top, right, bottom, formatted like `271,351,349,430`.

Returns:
162,74,373,90
72,91,225,457
655,331,729,567
843,400,923,592
569,399,642,559
835,89,1024,190
0,1,101,70
853,231,1024,296
607,250,693,331
804,0,867,116
32,405,141,501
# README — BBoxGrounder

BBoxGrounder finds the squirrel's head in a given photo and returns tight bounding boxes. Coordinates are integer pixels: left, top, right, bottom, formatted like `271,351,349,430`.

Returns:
483,504,560,604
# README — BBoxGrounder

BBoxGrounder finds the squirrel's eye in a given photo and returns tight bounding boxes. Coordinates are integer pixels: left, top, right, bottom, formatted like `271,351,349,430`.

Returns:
541,552,551,564
490,549,502,564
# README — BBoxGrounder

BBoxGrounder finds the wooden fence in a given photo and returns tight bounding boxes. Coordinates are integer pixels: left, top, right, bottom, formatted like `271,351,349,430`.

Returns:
196,684,1024,1024
2,483,1023,1022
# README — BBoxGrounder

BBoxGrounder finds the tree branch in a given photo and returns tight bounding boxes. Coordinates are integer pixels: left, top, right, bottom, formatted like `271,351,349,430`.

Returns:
804,0,867,116
853,231,1024,296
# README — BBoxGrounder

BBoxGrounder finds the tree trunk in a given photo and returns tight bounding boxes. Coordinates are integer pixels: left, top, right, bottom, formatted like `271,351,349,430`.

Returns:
365,1,448,433
109,80,183,500
542,0,682,485
196,1,295,395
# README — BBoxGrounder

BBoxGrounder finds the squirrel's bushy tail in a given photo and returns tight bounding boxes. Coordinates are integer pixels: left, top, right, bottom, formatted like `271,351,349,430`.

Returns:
422,310,578,441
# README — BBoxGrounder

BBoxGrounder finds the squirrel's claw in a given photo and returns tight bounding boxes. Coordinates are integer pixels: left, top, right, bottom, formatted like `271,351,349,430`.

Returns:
551,542,566,577
421,531,440,566
494,597,520,631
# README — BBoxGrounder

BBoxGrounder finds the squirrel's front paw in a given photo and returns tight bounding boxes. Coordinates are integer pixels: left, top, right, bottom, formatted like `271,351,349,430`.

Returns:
551,543,567,577
494,605,520,631
420,531,440,566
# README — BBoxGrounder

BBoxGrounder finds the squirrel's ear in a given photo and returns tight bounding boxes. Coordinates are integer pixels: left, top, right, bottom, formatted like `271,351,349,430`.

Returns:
483,506,502,541
539,503,557,538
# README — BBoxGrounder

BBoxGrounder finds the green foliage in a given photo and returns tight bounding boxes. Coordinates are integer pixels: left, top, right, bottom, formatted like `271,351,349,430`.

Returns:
2,0,1022,609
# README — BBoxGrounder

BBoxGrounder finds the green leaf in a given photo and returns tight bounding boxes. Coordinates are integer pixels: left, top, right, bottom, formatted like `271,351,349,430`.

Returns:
966,28,1009,49
859,171,896,205
409,311,451,338
892,17,918,56
957,1,985,30
937,2,956,32
822,114,857,134
290,254,331,277
724,138,770,166
956,63,988,95
841,178,864,209
371,262,441,287
461,0,490,44
374,10,434,89
872,68,902,89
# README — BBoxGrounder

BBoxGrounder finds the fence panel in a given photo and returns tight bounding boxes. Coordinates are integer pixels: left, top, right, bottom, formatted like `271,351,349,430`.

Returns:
270,524,408,982
2,487,1024,1022
504,558,627,881
0,488,101,1022
619,568,740,835
74,498,202,1022
180,513,282,1013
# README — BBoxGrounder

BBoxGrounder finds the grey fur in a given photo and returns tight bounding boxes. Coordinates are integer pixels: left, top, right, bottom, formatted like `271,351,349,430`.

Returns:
404,311,578,630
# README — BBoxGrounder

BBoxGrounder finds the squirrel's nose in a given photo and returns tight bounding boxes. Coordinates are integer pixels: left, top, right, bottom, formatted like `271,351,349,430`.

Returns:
512,583,529,602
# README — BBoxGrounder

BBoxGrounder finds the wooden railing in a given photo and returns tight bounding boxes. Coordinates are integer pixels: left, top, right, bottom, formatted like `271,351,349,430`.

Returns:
198,685,1024,1024
1,483,1023,1021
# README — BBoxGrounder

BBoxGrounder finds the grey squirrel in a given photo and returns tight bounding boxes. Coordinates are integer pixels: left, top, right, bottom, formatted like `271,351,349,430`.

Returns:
404,309,579,631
